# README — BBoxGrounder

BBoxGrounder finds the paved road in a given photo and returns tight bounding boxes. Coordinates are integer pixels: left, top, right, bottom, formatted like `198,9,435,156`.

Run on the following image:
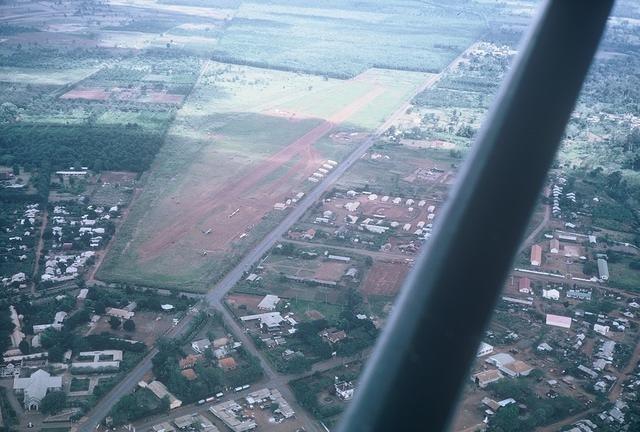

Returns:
76,310,198,432
76,44,474,432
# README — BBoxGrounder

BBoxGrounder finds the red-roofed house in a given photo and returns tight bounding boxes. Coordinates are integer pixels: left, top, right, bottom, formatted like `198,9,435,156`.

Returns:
530,244,542,266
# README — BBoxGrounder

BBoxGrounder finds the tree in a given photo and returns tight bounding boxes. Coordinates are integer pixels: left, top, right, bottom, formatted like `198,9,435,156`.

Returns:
123,319,135,332
94,301,106,314
583,261,597,276
40,391,67,414
109,316,121,330
48,344,65,362
489,404,521,432
18,339,29,354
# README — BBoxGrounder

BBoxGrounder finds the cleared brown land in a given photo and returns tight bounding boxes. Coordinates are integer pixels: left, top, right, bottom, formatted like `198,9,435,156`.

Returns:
361,260,410,296
61,87,110,101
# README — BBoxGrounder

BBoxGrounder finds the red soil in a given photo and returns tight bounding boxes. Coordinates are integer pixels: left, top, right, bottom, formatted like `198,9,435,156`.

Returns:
138,85,384,260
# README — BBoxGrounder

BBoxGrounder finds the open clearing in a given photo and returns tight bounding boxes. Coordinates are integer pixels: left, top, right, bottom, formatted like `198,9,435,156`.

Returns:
361,260,411,296
99,61,430,290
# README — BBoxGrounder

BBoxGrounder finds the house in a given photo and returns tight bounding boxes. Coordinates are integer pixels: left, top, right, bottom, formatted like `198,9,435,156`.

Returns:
210,400,257,432
501,360,533,377
302,228,316,240
577,365,598,379
319,328,347,344
181,369,198,381
13,369,63,410
597,258,609,281
143,380,182,409
486,353,515,369
218,357,237,371
334,379,355,401
542,288,560,300
191,338,211,354
477,342,494,357
486,353,533,377
257,295,280,311
567,289,592,301
179,354,202,369
546,314,572,329
537,343,553,352
327,254,351,262
345,267,359,280
594,324,609,336
530,244,542,266
240,312,285,332
550,239,560,254
472,369,503,388
152,422,176,432
518,277,531,294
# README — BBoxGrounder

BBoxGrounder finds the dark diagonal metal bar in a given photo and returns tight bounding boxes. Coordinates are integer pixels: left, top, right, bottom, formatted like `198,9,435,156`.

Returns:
336,1,614,431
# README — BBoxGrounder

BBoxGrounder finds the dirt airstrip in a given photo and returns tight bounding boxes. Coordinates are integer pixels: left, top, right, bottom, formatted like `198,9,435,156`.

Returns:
138,85,385,260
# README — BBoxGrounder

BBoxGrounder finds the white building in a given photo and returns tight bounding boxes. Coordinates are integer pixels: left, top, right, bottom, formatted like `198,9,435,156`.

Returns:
542,289,560,300
597,258,609,281
13,369,62,410
476,342,494,357
257,295,280,311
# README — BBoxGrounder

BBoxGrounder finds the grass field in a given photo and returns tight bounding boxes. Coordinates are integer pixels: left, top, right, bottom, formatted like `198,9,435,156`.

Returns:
99,61,431,291
0,66,100,85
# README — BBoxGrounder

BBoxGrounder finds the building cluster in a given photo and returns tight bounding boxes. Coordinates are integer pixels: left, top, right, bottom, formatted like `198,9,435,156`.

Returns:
153,412,219,432
1,203,40,289
209,387,295,432
188,335,242,377
307,159,337,183
307,190,440,255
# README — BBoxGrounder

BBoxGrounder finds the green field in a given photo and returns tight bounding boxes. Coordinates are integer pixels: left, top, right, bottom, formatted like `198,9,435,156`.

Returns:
214,1,494,77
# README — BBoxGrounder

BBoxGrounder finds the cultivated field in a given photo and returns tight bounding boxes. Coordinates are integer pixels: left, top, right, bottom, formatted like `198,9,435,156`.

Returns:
98,61,430,290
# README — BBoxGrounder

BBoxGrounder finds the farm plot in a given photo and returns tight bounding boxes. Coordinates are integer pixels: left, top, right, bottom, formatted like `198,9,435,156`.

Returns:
213,1,495,77
99,61,430,291
361,260,410,296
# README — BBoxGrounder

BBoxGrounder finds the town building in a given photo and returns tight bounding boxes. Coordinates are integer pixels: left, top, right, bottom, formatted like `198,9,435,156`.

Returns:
530,244,542,266
209,400,257,432
335,379,355,401
597,258,609,281
191,338,211,354
472,369,503,388
143,380,182,409
518,277,531,294
257,295,280,311
476,342,494,357
542,288,560,300
546,314,572,329
13,369,62,410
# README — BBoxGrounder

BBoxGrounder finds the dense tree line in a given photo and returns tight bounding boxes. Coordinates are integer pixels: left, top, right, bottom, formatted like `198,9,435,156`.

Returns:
0,123,166,173
0,303,16,354
151,336,263,404
108,388,169,426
